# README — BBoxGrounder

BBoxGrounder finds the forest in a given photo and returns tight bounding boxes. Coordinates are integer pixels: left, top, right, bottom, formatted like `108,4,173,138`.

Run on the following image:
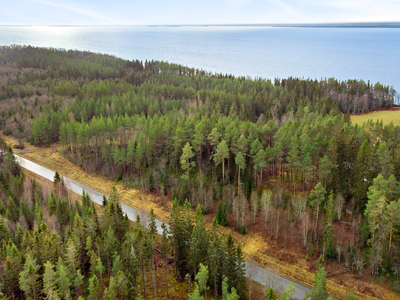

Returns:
1,45,400,298
0,137,251,299
0,137,336,300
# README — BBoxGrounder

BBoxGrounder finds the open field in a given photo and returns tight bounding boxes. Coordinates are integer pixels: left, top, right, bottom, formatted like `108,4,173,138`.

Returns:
351,108,400,126
4,133,399,299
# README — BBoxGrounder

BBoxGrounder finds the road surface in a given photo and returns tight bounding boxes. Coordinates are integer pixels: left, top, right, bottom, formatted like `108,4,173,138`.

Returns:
15,154,312,299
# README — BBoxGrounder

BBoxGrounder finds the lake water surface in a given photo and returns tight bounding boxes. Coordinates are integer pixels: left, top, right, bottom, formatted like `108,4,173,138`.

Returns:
1,25,399,93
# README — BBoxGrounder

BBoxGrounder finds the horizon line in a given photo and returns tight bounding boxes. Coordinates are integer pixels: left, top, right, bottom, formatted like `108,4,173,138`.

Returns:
1,21,400,28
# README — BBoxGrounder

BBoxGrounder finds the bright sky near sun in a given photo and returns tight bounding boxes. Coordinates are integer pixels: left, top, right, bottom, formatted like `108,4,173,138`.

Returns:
1,0,400,25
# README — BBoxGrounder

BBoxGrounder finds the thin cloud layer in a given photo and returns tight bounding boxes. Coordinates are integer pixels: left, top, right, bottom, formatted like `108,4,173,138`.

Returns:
1,0,399,25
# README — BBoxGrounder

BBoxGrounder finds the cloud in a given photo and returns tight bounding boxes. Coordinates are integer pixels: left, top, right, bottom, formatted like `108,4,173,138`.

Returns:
1,0,399,25
27,0,133,24
301,0,400,22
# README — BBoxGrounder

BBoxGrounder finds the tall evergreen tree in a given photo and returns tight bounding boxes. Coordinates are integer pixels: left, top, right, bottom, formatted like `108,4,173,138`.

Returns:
353,139,372,212
19,254,40,300
214,140,230,184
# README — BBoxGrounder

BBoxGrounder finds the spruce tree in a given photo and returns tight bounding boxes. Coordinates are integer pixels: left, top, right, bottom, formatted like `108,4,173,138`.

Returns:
265,287,277,300
56,263,72,299
88,275,102,300
19,254,40,300
309,266,328,300
181,142,196,184
161,222,171,297
195,263,210,300
43,261,57,296
190,205,208,275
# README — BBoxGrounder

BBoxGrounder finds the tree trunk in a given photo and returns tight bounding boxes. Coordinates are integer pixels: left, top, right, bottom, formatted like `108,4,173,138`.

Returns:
214,274,217,300
275,210,280,239
315,202,319,233
222,158,225,184
389,221,393,256
165,257,169,298
141,263,146,300
238,165,240,197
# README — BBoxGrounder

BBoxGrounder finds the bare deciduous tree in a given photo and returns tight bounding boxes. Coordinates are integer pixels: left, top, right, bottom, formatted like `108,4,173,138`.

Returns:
300,211,310,248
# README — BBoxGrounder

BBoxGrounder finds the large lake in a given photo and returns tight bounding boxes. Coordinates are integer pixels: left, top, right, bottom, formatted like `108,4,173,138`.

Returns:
1,25,399,93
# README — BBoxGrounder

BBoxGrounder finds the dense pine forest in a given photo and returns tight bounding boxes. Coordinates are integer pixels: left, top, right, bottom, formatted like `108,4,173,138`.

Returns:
1,45,400,297
0,137,251,299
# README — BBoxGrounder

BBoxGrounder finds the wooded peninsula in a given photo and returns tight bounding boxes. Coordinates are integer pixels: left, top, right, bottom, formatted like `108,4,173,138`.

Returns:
1,45,400,300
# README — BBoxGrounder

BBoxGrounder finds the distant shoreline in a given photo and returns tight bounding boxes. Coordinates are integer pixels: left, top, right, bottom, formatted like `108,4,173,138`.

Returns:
176,22,400,28
1,22,400,28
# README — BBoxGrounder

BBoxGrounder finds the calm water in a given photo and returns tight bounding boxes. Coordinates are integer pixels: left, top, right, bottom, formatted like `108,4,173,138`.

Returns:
1,25,399,92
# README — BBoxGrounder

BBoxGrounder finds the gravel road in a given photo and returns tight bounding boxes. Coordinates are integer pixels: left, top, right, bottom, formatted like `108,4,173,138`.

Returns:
15,154,312,299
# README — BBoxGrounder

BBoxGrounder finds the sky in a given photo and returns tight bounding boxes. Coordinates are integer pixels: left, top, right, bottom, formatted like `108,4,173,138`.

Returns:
1,0,400,25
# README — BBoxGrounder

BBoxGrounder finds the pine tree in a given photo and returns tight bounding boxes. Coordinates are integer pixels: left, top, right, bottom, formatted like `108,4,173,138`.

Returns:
56,263,72,299
190,205,208,275
235,152,246,197
223,234,236,292
112,254,124,277
353,139,372,212
279,283,296,300
0,216,11,244
161,222,171,297
95,255,105,287
253,149,267,186
335,129,349,198
215,201,228,226
214,140,230,184
181,142,196,185
265,287,277,300
147,209,158,300
2,241,23,297
376,142,391,178
318,155,334,189
226,288,240,300
287,134,301,196
65,238,79,274
209,219,221,300
88,275,102,300
222,276,229,299
394,145,400,181
43,261,58,296
74,270,85,298
250,191,259,224
19,254,40,300
309,266,328,300
208,128,221,154
195,263,210,300
309,182,326,233
188,284,204,300
234,244,247,297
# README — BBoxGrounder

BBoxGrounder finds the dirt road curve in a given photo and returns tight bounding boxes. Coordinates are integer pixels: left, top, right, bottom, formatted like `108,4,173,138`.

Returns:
15,154,312,300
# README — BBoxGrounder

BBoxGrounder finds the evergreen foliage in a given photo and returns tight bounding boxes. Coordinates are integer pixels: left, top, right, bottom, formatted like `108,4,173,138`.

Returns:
0,139,248,299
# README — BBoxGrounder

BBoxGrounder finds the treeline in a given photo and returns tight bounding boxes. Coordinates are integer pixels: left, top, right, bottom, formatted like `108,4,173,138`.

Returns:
0,46,395,142
0,138,249,299
2,46,400,291
59,102,400,282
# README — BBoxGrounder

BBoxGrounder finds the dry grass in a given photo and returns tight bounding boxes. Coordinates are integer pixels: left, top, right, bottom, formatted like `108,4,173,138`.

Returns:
351,108,400,126
4,133,400,300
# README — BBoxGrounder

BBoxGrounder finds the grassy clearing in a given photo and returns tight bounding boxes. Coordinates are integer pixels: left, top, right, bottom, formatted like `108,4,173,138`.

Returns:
351,108,400,126
4,133,399,299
